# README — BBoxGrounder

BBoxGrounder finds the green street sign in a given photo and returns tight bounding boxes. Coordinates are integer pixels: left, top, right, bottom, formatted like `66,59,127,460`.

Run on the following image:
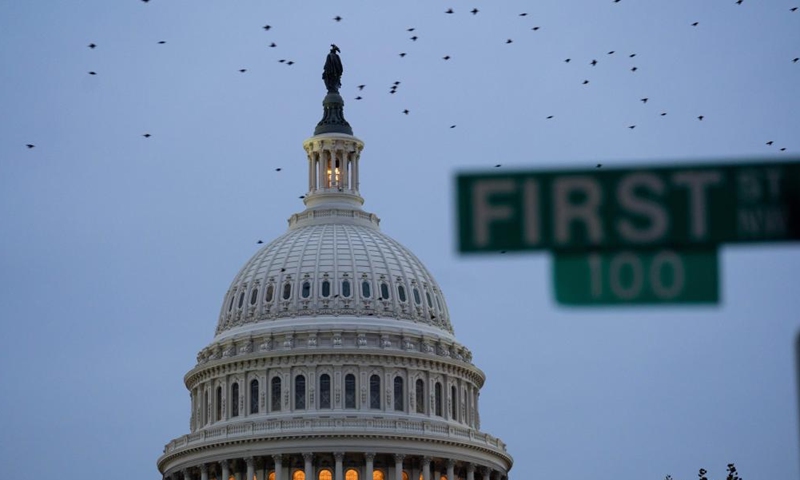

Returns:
457,159,800,253
553,248,719,305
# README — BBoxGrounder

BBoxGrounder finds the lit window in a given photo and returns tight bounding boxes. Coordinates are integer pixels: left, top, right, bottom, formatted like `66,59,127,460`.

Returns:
282,282,292,300
380,283,390,300
294,471,306,480
269,473,275,480
413,287,421,305
373,471,385,480
398,285,407,302
370,374,381,409
271,377,281,412
319,374,331,409
250,288,258,305
302,281,311,298
321,280,331,297
394,377,404,411
345,374,356,408
362,280,371,298
295,375,306,410
265,284,274,303
231,383,239,417
320,470,333,480
345,469,359,480
402,473,409,480
415,379,425,414
342,280,351,298
250,379,259,414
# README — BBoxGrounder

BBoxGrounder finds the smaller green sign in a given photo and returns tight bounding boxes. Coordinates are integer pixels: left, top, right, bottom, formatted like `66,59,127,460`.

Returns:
553,248,719,305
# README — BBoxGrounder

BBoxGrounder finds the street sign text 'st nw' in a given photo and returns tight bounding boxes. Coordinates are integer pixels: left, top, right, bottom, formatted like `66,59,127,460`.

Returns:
457,160,800,253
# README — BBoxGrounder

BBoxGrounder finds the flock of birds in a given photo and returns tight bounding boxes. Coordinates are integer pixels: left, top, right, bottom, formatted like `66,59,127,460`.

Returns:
21,2,798,158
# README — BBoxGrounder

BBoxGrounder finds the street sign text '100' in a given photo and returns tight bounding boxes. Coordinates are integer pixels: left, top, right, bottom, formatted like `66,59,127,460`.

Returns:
457,160,800,253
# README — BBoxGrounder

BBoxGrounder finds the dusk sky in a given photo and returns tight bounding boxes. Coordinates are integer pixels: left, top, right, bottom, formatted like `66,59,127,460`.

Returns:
1,1,799,479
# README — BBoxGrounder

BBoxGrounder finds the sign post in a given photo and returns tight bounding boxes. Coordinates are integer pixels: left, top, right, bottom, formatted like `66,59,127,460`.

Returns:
456,159,800,305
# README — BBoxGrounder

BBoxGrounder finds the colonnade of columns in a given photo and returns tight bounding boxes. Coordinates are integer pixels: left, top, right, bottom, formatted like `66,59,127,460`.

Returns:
166,453,507,480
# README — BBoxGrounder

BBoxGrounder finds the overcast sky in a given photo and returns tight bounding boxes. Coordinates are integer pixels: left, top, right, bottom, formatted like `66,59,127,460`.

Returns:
1,1,799,480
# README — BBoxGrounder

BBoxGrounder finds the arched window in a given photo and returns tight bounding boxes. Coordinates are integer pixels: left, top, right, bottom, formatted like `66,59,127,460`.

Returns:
425,290,433,308
238,291,245,308
271,377,281,412
362,280,371,298
295,375,306,410
398,284,407,302
202,389,209,424
282,282,292,300
413,287,422,305
228,293,235,312
342,279,351,298
216,386,222,421
231,383,240,417
394,377,404,411
415,379,425,414
265,284,274,303
345,469,359,480
451,385,458,420
250,288,258,305
319,470,333,480
373,471,385,480
269,472,275,480
319,374,331,409
380,282,390,300
321,280,331,297
434,382,443,417
250,379,259,414
369,374,381,409
345,373,356,409
301,281,311,298
293,471,305,480
402,473,409,480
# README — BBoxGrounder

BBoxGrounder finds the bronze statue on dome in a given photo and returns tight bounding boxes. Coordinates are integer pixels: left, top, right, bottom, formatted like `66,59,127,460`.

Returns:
323,44,343,94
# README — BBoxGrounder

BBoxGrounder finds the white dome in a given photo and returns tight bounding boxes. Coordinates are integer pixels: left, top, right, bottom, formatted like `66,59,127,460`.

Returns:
215,219,454,339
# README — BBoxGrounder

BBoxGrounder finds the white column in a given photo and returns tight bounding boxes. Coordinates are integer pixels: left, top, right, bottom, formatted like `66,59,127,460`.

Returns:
341,152,349,190
334,452,345,480
394,455,405,480
246,457,255,480
446,460,454,480
482,468,490,480
273,456,283,480
364,453,375,480
183,468,191,480
421,457,431,480
221,461,230,480
309,153,315,192
465,464,474,480
200,464,209,480
303,453,314,480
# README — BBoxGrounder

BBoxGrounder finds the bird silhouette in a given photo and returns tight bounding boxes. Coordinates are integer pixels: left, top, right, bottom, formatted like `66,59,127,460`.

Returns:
583,79,589,84
641,98,648,103
494,164,501,168
257,240,264,244
445,8,454,14
792,7,798,11
631,66,638,72
546,115,554,119
660,112,667,116
399,53,406,57
158,40,166,44
629,53,636,58
143,133,151,138
591,59,597,66
596,164,602,168
608,51,615,54
357,85,365,90
519,12,528,16
736,0,743,4
299,195,305,199
471,8,479,14
279,59,285,63
531,26,540,31
506,39,513,44
407,27,415,32
781,147,787,151
766,141,773,145
269,42,276,47
239,68,247,72
263,25,271,30
333,16,342,22
394,81,400,85
88,43,96,49
443,55,450,60
275,168,282,171
628,125,636,129
355,96,362,100
450,125,456,128
564,58,571,63
410,36,418,41
403,109,409,115
692,22,699,26
26,144,35,149
88,71,97,75
793,58,799,63
286,61,294,65
697,115,704,120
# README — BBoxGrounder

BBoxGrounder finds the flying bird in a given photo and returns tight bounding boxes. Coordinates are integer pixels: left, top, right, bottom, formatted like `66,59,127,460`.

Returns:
358,84,365,90
286,61,294,65
736,0,743,4
399,52,406,57
564,58,571,63
88,71,97,75
445,8,454,14
26,144,35,149
410,36,418,41
263,25,271,30
608,51,615,54
506,39,513,44
407,28,415,32
766,141,773,145
333,16,342,22
641,97,648,103
393,81,400,85
239,69,247,72
450,125,456,128
660,112,667,116
629,53,636,58
596,164,602,168
88,43,96,49
403,109,409,115
279,59,285,63
158,40,166,44
269,42,276,47
697,115,704,120
583,79,589,84
519,13,528,16
531,26,540,31
628,125,636,129
443,55,450,60
631,66,638,72
792,7,798,11
494,164,502,168
546,115,553,119
781,147,787,151
143,133,151,138
355,96,362,100
257,240,264,244
692,22,699,26
471,8,479,14
275,168,282,171
591,59,597,66
793,57,799,63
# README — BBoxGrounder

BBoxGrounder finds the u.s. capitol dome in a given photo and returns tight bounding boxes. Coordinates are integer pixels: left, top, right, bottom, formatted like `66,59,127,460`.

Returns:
158,47,512,480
